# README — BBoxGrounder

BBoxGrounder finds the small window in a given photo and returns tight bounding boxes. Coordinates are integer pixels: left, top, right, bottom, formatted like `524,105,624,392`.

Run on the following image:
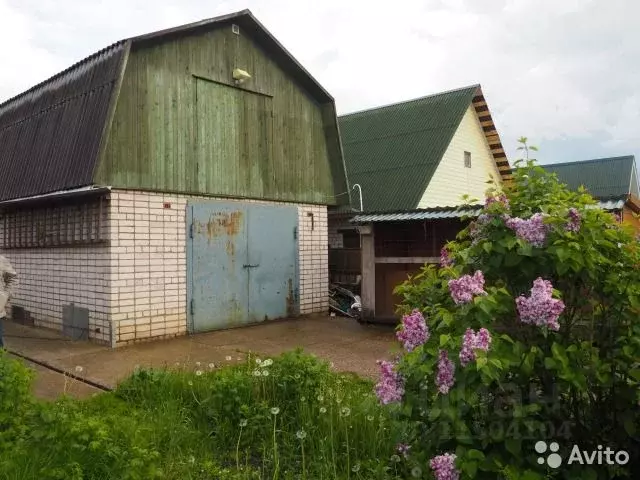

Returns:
464,151,472,168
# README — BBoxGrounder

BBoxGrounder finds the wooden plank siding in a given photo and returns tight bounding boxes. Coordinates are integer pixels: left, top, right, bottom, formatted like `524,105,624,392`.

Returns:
95,26,338,204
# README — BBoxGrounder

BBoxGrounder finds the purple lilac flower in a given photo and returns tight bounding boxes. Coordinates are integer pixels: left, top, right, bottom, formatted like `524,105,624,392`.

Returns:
565,208,581,233
436,350,455,394
459,328,493,367
396,309,430,352
429,453,459,480
396,443,411,459
615,212,622,223
505,213,548,247
485,193,510,210
374,360,405,404
448,270,487,304
440,247,454,267
515,278,565,331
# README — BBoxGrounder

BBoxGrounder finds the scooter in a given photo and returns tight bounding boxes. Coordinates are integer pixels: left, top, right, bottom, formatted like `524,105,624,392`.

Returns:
329,283,362,320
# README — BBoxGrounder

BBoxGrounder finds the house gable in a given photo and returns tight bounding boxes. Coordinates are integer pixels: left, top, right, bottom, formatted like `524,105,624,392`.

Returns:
0,10,348,206
418,104,502,208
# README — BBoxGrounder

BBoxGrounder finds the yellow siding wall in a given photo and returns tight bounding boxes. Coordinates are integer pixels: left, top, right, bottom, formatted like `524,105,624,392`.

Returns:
418,106,502,208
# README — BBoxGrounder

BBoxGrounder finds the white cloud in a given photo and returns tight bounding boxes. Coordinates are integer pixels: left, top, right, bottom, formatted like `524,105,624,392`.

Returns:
1,0,638,162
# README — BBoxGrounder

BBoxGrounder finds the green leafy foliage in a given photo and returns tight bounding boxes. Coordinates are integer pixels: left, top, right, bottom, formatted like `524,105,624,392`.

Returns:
0,349,403,480
391,148,640,478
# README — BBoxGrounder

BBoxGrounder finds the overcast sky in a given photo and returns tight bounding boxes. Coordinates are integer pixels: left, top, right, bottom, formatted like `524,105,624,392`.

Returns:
1,0,637,165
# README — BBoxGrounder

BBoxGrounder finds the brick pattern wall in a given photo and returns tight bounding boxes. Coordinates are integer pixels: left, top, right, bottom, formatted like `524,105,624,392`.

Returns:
298,205,329,314
111,190,329,345
0,191,329,346
0,202,111,343
109,191,187,344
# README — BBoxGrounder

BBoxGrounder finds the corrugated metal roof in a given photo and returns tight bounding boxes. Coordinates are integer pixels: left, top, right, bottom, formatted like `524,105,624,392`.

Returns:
350,199,625,223
351,206,483,223
338,85,479,212
0,43,126,202
541,156,637,199
0,9,338,202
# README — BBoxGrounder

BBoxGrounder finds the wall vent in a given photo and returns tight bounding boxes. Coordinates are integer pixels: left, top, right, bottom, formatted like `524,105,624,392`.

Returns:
232,24,240,35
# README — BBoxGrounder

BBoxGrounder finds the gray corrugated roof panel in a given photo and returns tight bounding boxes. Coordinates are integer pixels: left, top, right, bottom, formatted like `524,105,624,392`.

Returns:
0,43,127,202
350,199,625,223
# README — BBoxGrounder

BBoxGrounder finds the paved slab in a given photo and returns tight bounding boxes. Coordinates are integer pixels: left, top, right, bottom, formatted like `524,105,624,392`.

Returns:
4,316,397,396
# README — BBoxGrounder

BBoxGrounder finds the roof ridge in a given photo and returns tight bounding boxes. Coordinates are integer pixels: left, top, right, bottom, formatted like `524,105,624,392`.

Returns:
338,84,480,118
540,155,635,168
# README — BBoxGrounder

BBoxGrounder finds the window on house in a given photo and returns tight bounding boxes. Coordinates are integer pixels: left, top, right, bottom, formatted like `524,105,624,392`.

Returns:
464,151,472,168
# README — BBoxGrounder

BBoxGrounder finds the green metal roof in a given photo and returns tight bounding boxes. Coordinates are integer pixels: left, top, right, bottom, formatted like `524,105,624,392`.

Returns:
541,156,638,199
338,85,479,212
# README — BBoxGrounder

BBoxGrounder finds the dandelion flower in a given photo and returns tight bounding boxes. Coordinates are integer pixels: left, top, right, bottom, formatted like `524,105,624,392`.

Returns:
75,366,83,373
411,466,423,478
296,430,307,440
195,361,201,367
208,363,215,369
317,395,324,402
256,358,262,365
352,463,361,473
188,455,195,464
261,370,270,377
270,407,280,415
188,381,193,386
253,369,261,377
340,407,351,417
239,419,248,428
294,373,301,380
301,397,306,402
319,407,327,414
195,370,203,376
262,359,273,367
366,415,374,422
225,356,232,361
391,454,401,463
336,397,342,404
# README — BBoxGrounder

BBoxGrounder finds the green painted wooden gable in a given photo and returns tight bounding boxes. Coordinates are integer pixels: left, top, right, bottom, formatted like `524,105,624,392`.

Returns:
92,10,348,206
337,86,478,212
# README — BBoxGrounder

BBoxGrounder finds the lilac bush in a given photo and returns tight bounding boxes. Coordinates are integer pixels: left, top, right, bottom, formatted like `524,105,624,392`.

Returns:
388,151,640,479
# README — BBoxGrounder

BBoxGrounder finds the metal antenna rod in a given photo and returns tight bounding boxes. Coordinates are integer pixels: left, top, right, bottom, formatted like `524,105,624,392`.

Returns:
352,184,363,212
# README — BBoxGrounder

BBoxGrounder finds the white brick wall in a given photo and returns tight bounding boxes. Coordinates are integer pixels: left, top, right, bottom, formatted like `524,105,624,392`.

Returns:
0,202,111,343
109,191,187,344
0,191,329,346
298,205,329,314
111,190,328,345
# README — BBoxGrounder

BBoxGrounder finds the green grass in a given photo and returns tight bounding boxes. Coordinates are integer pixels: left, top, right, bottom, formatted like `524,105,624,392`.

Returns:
0,349,408,479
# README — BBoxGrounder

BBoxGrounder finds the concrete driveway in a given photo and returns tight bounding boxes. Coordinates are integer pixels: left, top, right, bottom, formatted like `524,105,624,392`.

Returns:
4,315,397,398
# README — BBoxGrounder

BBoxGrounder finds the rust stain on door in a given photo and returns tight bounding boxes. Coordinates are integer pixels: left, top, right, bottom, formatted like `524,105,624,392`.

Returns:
206,210,243,238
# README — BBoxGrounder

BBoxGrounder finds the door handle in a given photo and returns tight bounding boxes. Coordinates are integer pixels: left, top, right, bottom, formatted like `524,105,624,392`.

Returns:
243,264,260,268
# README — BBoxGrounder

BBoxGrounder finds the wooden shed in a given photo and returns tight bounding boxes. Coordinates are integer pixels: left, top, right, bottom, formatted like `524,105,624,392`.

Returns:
0,9,349,346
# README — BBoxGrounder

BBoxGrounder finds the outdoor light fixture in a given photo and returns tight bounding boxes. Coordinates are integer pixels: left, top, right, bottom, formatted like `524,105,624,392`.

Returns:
232,68,251,83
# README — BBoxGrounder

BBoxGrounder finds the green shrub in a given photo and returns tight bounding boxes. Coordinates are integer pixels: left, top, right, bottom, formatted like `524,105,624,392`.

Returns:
0,351,35,447
387,150,640,479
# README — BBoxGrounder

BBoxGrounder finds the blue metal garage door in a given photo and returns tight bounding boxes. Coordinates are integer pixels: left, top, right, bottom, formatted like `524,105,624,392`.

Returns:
187,201,299,333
